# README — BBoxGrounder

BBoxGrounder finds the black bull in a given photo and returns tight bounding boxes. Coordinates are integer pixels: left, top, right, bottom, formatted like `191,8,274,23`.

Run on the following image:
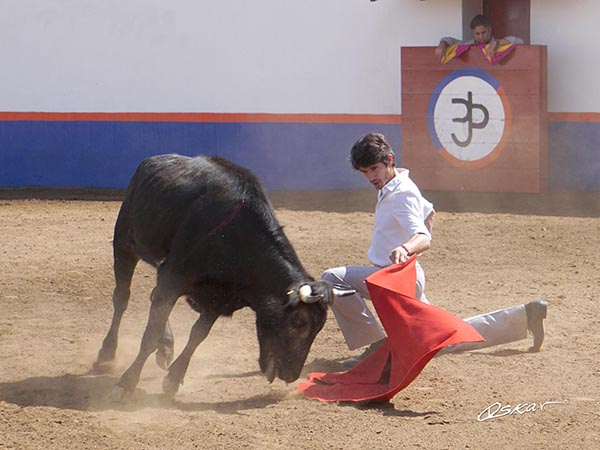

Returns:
94,154,351,399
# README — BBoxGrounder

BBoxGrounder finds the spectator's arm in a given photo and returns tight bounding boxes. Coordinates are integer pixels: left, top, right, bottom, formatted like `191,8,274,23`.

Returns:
435,36,461,57
499,36,524,45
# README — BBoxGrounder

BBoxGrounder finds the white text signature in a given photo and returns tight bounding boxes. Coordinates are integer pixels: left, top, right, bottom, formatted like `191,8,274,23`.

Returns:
477,401,562,422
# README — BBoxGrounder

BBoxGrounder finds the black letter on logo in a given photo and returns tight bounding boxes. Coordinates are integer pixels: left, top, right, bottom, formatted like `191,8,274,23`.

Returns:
451,91,489,147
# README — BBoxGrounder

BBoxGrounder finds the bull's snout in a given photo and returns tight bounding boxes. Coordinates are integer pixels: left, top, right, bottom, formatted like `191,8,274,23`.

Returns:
260,355,301,383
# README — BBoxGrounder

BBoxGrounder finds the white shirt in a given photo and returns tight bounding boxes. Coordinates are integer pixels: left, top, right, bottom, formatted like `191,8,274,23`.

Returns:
368,169,433,267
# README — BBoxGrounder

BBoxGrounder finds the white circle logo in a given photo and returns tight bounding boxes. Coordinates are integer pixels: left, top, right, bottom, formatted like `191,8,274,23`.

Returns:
428,68,511,168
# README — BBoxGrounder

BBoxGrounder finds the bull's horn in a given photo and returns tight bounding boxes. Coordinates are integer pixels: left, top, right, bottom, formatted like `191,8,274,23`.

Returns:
298,284,323,303
332,288,356,297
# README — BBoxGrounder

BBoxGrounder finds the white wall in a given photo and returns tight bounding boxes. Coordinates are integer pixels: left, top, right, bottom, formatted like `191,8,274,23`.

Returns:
531,0,600,113
3,1,595,115
1,0,459,114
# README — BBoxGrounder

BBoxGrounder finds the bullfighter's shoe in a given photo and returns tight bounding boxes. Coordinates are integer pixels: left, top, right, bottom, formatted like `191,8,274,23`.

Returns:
525,300,548,352
340,339,385,368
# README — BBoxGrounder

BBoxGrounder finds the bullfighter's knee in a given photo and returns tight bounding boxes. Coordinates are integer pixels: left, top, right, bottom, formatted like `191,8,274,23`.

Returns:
321,267,347,285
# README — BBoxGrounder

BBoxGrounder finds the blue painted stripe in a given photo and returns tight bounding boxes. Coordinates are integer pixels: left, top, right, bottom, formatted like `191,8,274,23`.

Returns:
1,118,597,192
548,121,600,191
0,121,401,191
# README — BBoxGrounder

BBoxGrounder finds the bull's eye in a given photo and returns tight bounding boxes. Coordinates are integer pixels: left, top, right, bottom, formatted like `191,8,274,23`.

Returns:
290,315,307,330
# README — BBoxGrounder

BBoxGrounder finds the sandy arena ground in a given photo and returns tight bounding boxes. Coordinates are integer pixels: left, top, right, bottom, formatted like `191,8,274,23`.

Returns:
0,189,599,449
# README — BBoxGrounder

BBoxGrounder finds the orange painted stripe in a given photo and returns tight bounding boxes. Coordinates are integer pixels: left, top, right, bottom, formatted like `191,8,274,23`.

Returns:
5,111,600,124
548,112,600,123
0,111,402,125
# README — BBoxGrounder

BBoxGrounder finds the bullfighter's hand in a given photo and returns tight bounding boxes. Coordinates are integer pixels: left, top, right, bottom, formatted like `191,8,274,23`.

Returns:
389,245,410,264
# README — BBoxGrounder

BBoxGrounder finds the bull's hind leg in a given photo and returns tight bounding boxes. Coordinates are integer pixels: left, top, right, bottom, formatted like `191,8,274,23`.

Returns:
94,246,139,371
162,311,219,397
112,282,179,400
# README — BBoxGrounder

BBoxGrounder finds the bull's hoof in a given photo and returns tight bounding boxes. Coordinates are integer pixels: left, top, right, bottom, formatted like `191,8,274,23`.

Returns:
93,351,115,373
162,375,181,398
96,346,116,363
155,346,174,371
92,359,114,374
110,385,128,402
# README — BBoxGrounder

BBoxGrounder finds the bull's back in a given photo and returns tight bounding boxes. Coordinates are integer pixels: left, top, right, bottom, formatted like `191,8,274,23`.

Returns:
115,154,265,265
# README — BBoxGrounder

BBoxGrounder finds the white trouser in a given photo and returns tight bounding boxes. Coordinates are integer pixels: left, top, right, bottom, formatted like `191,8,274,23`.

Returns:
442,304,528,353
322,264,528,352
322,263,428,350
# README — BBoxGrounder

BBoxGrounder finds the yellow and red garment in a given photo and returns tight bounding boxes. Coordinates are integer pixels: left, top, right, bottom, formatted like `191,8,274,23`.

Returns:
480,42,516,65
295,257,484,403
440,44,471,64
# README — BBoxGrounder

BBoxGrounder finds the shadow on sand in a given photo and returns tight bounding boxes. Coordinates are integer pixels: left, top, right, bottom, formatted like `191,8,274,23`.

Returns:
0,371,284,415
0,361,440,417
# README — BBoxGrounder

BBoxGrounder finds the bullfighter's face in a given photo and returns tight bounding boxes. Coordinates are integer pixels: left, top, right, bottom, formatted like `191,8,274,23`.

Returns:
358,156,396,191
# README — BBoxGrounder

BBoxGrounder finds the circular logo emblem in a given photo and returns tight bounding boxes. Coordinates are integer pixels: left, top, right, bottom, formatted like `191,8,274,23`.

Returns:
427,68,511,168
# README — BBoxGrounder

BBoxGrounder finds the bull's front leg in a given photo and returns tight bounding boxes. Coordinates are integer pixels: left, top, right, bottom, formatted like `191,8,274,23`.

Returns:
162,311,219,397
112,288,177,401
155,319,175,370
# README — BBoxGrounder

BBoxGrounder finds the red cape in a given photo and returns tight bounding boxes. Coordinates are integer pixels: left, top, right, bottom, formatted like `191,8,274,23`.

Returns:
296,257,484,402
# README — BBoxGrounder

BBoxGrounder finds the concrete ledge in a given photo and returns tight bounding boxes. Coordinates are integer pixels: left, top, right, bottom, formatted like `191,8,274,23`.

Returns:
2,187,599,217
